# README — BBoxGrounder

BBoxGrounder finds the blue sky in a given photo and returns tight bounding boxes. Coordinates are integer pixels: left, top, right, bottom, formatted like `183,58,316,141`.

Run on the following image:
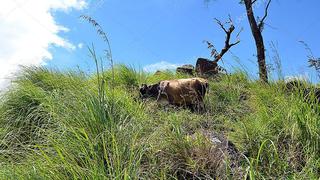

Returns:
1,0,319,87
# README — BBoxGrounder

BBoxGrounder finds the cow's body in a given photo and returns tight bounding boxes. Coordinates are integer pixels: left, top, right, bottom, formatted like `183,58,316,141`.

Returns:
140,78,209,111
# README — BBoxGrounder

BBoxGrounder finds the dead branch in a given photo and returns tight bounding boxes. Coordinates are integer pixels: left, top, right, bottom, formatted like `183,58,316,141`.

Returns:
251,0,258,5
258,0,272,31
209,17,241,63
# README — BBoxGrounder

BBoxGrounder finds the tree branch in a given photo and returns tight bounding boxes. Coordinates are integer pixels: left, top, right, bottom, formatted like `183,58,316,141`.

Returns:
251,0,258,5
214,18,228,33
258,0,272,31
211,17,241,63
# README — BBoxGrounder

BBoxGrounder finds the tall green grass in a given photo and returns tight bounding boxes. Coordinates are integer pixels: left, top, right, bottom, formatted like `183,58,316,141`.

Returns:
0,66,319,179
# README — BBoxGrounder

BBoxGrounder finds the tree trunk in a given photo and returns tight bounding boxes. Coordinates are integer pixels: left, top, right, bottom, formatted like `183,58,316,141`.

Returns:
244,0,268,83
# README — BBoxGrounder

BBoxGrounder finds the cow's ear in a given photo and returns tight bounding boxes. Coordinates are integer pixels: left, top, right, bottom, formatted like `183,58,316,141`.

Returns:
141,84,147,88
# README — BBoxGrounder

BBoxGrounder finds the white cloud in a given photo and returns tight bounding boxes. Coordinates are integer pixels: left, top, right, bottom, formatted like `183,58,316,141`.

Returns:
285,73,310,83
0,0,87,90
143,61,181,72
77,43,84,49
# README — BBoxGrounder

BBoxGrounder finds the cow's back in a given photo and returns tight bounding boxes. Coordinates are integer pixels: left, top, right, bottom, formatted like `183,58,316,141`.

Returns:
158,78,208,106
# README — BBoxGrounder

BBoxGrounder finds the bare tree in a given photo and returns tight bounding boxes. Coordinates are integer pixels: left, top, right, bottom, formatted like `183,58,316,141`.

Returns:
206,17,241,63
242,0,272,83
196,17,240,76
205,0,272,82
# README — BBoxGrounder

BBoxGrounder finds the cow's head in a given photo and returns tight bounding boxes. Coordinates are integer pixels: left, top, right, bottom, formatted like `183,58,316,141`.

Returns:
139,83,160,99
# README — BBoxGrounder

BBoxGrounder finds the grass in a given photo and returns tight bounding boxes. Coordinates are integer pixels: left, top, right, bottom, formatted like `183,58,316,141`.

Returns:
0,65,319,179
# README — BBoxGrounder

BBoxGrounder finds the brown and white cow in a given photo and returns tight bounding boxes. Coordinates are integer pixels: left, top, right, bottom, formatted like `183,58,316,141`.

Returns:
140,78,209,111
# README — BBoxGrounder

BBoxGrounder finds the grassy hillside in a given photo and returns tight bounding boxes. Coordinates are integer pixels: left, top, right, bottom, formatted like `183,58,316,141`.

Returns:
0,65,319,179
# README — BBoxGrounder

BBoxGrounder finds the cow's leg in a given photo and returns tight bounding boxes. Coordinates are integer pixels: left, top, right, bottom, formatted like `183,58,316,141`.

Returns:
161,94,176,111
166,94,175,105
191,101,205,114
185,103,195,112
185,104,191,111
199,102,206,113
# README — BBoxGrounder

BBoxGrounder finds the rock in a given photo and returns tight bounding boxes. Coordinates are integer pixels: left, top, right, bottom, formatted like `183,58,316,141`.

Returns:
196,130,239,160
154,70,163,76
176,64,194,75
195,58,219,76
285,80,320,104
186,130,244,178
285,79,307,91
304,87,320,104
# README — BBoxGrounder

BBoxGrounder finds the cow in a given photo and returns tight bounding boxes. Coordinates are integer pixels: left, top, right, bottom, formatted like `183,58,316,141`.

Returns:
139,78,209,111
